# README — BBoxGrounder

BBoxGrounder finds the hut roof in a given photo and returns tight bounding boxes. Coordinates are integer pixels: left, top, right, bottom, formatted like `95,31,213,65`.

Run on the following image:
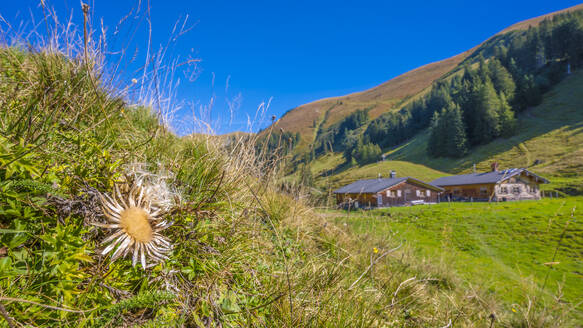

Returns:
333,177,443,194
431,168,549,187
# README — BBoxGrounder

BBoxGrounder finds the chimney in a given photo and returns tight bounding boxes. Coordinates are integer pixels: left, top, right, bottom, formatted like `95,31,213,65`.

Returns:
491,162,499,172
473,164,476,173
390,170,396,178
378,173,382,180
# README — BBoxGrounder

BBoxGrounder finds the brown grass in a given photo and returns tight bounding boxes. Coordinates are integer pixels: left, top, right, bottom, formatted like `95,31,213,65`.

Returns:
497,3,583,35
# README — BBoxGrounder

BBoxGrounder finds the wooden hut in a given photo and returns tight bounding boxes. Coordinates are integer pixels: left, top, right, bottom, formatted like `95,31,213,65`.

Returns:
431,164,549,202
333,173,444,208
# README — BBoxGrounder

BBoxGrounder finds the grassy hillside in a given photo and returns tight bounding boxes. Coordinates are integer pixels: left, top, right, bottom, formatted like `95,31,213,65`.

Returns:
326,197,583,321
305,153,447,191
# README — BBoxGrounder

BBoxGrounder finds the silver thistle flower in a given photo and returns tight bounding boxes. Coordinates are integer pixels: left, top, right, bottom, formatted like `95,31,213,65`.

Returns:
94,168,176,269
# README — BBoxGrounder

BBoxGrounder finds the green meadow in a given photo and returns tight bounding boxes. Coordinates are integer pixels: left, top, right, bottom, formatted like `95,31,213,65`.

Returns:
325,197,583,319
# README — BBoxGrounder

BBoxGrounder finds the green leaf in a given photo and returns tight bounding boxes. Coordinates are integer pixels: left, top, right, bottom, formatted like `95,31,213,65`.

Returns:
220,291,241,314
0,228,27,233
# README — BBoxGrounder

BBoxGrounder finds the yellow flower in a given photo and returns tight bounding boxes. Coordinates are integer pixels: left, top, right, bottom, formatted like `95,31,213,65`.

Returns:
373,247,379,254
512,308,517,313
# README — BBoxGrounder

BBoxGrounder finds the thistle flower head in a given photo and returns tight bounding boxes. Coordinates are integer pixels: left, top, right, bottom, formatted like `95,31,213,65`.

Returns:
94,165,178,269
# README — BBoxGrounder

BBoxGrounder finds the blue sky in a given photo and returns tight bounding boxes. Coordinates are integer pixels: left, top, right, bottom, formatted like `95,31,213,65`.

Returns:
1,0,581,134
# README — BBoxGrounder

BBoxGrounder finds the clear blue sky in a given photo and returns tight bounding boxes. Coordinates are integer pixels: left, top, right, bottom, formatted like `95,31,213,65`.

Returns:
1,0,581,134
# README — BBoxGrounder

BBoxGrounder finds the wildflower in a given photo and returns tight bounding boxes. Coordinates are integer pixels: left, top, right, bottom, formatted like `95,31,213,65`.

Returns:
512,308,517,313
94,168,176,269
131,78,138,84
373,247,379,254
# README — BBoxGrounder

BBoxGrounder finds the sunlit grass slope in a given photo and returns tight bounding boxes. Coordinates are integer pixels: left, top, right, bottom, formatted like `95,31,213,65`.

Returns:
308,152,447,190
326,197,583,321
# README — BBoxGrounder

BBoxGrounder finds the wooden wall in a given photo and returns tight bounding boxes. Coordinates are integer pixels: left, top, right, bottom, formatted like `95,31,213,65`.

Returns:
441,183,496,200
378,181,440,207
335,193,378,208
440,172,542,201
335,181,441,208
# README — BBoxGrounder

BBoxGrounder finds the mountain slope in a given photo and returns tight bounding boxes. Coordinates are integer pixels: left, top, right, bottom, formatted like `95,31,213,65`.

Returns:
270,3,583,155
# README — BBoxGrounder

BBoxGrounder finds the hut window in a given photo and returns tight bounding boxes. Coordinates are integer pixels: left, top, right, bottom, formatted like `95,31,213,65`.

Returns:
512,186,521,194
501,186,508,193
426,190,431,197
480,187,487,195
416,190,421,197
397,190,402,197
453,189,460,195
386,190,396,198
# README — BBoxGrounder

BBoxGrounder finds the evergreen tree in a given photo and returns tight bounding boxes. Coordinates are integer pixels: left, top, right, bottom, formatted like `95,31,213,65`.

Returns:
497,93,517,137
342,131,359,162
354,142,382,165
427,111,442,157
488,59,516,100
446,105,469,157
472,82,500,144
426,81,452,114
494,45,509,66
478,55,491,82
427,104,468,158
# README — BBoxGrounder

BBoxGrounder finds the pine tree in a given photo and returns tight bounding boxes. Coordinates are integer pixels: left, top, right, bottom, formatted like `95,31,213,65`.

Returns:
489,59,516,100
472,82,500,144
426,81,452,115
497,93,516,137
447,105,469,157
342,131,359,162
478,55,491,82
494,45,509,65
427,111,442,157
427,103,468,158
